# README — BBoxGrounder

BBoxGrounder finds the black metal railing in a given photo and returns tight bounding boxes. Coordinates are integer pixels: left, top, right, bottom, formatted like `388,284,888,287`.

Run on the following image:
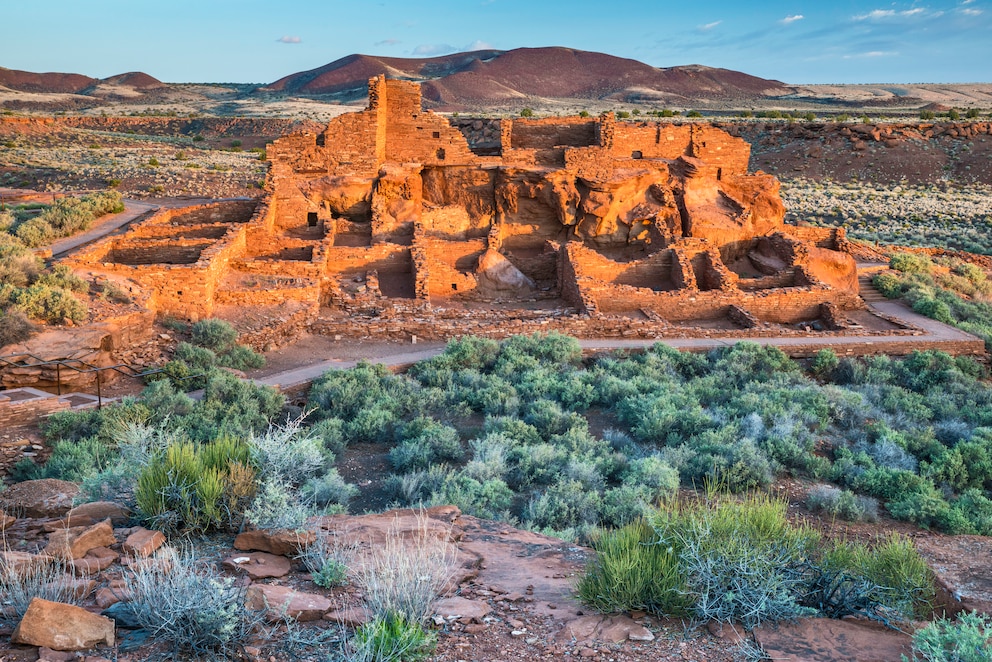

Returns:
0,352,169,408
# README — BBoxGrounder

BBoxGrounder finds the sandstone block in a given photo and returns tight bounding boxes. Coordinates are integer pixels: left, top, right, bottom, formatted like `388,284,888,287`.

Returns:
65,501,131,526
433,596,492,624
12,598,115,651
245,584,331,622
122,527,165,557
46,519,116,560
222,552,292,579
1,550,53,576
234,528,314,556
69,547,119,576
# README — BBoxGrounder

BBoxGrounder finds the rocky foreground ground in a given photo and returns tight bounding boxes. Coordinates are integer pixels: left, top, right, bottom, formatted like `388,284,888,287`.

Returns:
1,478,991,661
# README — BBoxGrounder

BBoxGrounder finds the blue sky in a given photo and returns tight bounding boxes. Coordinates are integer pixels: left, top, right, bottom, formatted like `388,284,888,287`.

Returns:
2,0,989,84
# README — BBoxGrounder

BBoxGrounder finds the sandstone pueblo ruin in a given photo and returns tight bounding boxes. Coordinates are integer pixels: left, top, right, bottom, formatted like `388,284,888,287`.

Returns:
68,77,862,339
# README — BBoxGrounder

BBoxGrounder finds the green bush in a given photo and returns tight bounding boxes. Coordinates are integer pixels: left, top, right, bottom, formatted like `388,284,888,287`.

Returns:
905,610,992,662
217,344,265,370
191,318,237,353
389,416,463,471
13,284,87,323
526,479,602,532
36,265,88,293
117,547,261,658
352,613,436,662
576,520,690,616
0,309,36,346
806,485,879,522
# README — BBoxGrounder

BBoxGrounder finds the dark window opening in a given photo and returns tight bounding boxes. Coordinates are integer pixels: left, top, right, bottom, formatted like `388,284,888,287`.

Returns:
436,148,446,160
717,168,723,181
451,283,457,291
316,135,325,147
307,212,318,227
432,131,441,139
631,150,643,159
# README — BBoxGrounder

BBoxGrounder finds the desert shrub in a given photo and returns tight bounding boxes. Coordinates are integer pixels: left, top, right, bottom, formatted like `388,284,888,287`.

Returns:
299,530,355,588
217,344,264,370
657,494,819,627
250,416,328,486
622,455,680,500
599,484,654,528
891,253,933,275
905,610,992,662
389,465,512,520
0,309,36,346
389,416,462,471
26,436,112,482
806,485,879,522
135,437,257,533
526,479,602,532
352,613,436,662
243,477,314,530
191,318,238,353
952,489,992,536
35,264,88,293
857,534,935,619
0,558,82,624
354,514,456,625
302,469,357,508
811,348,840,378
13,283,87,323
576,520,690,616
117,546,262,658
14,217,55,247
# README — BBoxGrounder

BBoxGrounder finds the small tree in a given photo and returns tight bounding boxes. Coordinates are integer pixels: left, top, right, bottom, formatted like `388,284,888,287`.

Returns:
519,108,534,118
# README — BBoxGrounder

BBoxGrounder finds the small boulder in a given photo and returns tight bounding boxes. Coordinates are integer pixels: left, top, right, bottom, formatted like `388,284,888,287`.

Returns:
234,529,314,556
557,614,654,644
46,519,116,560
65,501,130,526
433,596,492,624
0,479,80,518
324,607,369,627
122,528,165,558
69,547,119,576
245,584,331,622
754,617,911,662
0,509,15,530
222,552,291,579
12,597,115,651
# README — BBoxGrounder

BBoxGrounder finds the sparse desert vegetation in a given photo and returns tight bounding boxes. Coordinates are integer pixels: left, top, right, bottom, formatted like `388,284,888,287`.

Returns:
782,179,992,254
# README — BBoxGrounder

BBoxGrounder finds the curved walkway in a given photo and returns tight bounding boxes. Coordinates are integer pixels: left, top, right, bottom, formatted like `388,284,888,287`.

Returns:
253,300,984,394
49,200,160,257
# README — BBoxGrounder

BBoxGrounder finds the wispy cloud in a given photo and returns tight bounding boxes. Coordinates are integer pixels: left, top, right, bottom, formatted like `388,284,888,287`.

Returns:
781,14,805,24
276,35,302,44
854,7,930,20
375,38,401,46
698,20,722,31
411,40,495,56
413,43,456,56
843,50,898,58
961,7,983,15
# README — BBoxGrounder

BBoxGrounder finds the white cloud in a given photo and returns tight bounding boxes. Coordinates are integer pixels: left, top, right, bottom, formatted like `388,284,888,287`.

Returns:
698,20,722,30
854,7,934,20
276,36,302,44
375,38,401,46
464,40,495,51
961,7,983,15
843,50,898,58
413,43,456,56
781,14,805,24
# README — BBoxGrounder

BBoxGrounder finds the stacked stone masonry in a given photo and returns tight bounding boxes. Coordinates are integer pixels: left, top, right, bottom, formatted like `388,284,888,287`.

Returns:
67,77,881,341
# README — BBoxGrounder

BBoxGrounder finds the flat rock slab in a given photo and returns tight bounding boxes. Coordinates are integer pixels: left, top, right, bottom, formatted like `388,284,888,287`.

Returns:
324,606,369,627
1,550,52,576
0,479,79,518
65,501,130,526
433,596,492,624
45,519,116,560
122,527,165,558
12,597,115,651
246,584,331,622
0,510,15,530
222,552,292,579
754,618,911,662
915,535,992,615
69,546,119,576
557,615,654,644
234,528,314,556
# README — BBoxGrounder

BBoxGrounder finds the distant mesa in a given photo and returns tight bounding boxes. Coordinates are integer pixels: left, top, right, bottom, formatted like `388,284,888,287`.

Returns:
259,47,793,109
0,67,163,94
0,67,97,94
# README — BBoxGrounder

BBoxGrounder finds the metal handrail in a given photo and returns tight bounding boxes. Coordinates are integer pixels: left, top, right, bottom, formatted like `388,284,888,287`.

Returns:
0,351,172,408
